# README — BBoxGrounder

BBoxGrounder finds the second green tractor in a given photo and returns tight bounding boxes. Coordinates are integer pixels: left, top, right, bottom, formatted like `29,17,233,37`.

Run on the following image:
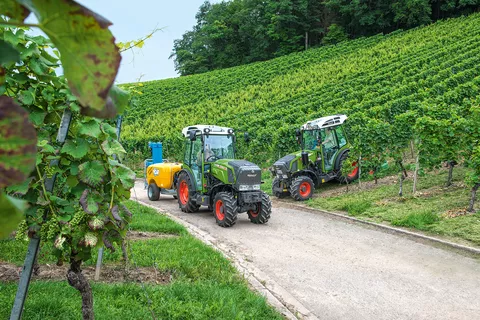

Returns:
271,114,359,201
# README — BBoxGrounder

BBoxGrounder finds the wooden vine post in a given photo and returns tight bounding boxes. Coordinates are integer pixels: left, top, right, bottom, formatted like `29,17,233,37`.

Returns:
94,115,124,281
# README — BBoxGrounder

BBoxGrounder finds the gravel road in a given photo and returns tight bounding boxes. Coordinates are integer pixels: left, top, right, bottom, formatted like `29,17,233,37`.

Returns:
132,181,480,320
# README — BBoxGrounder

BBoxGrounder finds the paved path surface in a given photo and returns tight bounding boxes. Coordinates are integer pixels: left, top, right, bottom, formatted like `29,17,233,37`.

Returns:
132,181,480,320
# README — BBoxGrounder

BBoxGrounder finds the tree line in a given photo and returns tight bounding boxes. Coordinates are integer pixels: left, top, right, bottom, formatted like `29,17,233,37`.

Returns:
170,0,479,76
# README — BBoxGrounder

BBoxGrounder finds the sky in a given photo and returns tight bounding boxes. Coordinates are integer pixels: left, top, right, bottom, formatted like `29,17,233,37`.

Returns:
69,1,220,84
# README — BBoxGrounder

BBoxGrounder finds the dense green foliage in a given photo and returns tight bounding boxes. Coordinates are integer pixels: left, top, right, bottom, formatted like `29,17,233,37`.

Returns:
124,13,478,161
124,13,480,207
1,1,134,318
1,26,134,267
170,0,479,75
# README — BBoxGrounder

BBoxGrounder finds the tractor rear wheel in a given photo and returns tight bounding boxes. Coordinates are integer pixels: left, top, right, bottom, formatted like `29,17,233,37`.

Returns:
147,183,160,201
336,156,359,184
290,176,314,201
272,177,290,199
213,192,238,227
247,191,271,224
177,172,200,213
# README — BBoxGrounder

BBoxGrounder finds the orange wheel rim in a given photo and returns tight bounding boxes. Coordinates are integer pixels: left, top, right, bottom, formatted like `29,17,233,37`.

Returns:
348,161,359,179
299,182,311,198
215,200,225,220
248,204,260,218
179,181,189,205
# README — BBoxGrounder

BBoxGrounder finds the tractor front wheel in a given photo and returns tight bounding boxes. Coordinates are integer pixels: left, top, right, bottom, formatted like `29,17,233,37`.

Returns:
247,191,271,224
176,172,200,213
213,192,238,227
147,183,160,201
290,176,314,201
272,177,290,199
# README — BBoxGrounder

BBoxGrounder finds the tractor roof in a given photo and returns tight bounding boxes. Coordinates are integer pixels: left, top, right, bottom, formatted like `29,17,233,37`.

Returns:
301,114,347,130
182,125,234,137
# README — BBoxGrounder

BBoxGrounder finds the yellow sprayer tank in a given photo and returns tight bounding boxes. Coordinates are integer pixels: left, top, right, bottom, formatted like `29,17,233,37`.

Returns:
146,162,182,189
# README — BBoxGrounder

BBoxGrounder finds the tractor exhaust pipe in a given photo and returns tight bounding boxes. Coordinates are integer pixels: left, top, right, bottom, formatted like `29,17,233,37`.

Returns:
301,151,309,166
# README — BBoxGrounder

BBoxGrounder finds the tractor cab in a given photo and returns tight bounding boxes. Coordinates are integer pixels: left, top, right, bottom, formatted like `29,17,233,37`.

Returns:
272,114,358,201
181,125,236,190
177,125,272,227
300,115,349,171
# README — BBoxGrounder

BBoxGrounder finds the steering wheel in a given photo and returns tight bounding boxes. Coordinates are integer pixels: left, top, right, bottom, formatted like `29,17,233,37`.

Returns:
206,155,219,162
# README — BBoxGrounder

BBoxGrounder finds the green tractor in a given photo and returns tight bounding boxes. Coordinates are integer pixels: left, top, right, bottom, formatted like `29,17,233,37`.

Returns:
271,115,358,201
176,125,271,227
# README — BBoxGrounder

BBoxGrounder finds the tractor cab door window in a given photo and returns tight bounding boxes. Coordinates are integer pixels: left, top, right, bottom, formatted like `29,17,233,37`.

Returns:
191,138,203,189
184,140,191,166
320,127,339,170
335,126,347,148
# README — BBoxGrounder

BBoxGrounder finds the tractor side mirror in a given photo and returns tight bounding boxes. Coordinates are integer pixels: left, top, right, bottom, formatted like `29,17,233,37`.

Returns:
295,129,302,145
244,132,250,143
188,130,196,141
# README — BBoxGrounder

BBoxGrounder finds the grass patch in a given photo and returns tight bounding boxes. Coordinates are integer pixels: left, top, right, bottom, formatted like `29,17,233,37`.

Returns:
125,200,186,235
307,167,480,246
340,199,372,216
0,202,282,319
391,211,440,230
0,280,279,320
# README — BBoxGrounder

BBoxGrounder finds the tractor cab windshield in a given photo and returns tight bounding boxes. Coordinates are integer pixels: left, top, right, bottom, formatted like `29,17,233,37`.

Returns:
303,130,321,150
204,134,235,161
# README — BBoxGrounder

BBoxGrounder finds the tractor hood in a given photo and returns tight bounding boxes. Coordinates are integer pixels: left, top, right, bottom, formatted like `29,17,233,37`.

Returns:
211,159,262,188
273,153,299,174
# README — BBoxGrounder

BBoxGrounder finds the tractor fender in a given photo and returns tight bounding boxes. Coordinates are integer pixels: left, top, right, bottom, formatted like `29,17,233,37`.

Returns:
335,149,350,171
292,169,320,187
177,169,197,192
208,184,235,206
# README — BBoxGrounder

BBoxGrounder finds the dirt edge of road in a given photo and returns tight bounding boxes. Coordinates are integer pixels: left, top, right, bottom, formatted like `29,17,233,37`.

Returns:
132,199,319,320
274,200,480,258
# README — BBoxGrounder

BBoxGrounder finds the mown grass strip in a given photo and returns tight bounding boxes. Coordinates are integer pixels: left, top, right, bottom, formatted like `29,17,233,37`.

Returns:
0,201,282,320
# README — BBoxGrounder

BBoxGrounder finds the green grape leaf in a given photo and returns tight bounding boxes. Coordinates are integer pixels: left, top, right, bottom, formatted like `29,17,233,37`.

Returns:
78,160,106,187
79,189,99,215
0,192,26,239
0,1,30,20
109,159,136,189
78,119,101,138
61,138,90,159
6,177,33,195
18,0,121,117
101,138,125,156
100,122,117,138
0,40,20,66
108,86,130,115
18,90,35,105
66,175,79,188
0,96,37,188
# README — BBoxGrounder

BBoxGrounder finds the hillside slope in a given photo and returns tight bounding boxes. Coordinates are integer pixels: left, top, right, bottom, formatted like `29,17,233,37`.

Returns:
123,14,480,165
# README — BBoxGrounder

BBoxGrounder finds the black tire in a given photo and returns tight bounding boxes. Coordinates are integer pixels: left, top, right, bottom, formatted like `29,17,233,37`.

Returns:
176,171,200,213
147,183,160,201
336,154,359,184
213,192,238,227
247,191,271,224
272,177,290,199
290,176,314,201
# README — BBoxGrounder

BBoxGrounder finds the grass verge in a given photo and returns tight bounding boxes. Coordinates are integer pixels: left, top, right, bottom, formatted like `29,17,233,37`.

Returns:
0,201,282,320
305,167,480,246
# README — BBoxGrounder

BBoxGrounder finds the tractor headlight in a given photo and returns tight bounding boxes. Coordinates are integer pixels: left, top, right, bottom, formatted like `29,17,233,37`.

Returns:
239,184,261,191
